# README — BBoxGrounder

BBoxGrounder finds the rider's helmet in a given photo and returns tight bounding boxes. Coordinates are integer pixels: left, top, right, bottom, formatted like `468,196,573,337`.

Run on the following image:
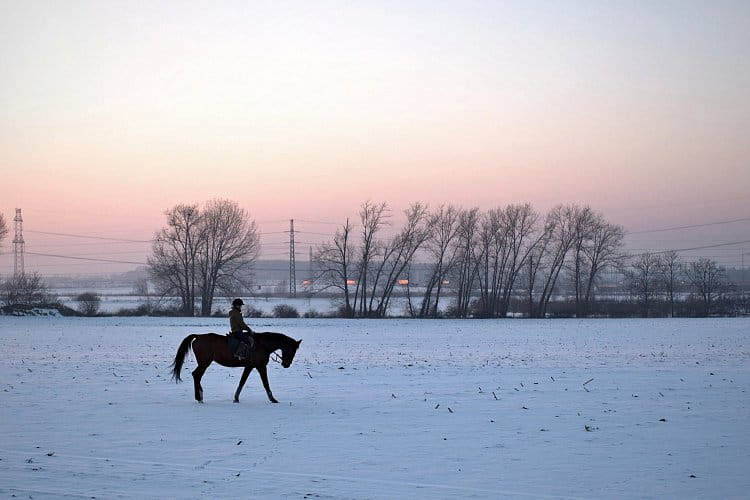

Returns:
232,298,244,308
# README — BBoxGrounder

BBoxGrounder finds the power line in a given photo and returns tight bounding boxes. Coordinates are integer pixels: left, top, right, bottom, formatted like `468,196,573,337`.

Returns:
647,239,750,255
41,250,149,257
626,217,750,235
609,195,750,213
295,219,342,225
23,224,332,245
262,252,308,257
26,251,147,265
11,261,133,269
626,247,749,253
30,241,150,248
262,241,319,246
27,230,152,242
296,231,335,237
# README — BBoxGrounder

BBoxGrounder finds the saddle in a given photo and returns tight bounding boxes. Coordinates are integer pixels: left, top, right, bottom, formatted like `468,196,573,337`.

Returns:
227,332,254,360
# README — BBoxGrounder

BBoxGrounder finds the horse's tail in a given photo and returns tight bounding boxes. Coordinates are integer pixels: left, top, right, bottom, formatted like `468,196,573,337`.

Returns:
171,334,198,382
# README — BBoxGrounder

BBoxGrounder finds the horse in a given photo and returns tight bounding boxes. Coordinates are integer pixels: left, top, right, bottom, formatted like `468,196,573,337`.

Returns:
171,332,302,403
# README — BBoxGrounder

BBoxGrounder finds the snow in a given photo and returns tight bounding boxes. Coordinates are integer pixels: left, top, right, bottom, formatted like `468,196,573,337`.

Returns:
52,292,345,316
53,292,422,317
1,317,748,499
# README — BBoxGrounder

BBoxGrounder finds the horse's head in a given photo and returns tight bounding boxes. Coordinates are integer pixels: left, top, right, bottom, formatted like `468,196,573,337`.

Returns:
280,338,302,368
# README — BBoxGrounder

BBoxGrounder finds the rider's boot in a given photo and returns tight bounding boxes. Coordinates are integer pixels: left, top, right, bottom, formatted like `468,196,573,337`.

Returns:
234,343,247,361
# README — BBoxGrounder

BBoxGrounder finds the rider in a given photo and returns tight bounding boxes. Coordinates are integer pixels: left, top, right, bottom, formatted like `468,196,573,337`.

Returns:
229,298,254,360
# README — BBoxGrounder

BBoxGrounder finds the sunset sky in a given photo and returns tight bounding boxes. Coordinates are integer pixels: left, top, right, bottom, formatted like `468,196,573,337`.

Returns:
1,1,749,274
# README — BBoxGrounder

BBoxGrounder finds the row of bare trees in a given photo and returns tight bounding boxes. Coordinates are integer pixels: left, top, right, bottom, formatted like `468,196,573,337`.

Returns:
313,202,627,318
625,252,731,317
313,201,741,318
147,199,260,316
0,203,738,318
314,202,432,318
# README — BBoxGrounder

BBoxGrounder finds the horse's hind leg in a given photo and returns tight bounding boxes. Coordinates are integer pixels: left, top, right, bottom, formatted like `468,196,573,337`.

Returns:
192,361,210,402
234,366,254,403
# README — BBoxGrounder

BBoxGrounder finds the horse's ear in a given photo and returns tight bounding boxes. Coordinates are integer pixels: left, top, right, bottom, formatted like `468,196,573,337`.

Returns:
297,339,302,346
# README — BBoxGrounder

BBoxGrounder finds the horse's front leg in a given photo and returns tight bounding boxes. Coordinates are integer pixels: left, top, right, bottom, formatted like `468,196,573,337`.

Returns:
234,366,254,403
256,365,279,403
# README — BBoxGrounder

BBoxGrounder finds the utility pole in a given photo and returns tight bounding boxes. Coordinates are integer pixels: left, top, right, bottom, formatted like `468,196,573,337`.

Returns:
13,208,24,277
289,219,296,297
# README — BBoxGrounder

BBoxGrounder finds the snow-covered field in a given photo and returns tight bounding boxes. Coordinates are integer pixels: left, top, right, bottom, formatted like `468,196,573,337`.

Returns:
1,317,748,499
52,292,343,316
53,292,416,317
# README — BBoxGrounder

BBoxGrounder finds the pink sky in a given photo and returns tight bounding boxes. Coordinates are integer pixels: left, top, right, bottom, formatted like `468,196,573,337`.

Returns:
1,1,749,274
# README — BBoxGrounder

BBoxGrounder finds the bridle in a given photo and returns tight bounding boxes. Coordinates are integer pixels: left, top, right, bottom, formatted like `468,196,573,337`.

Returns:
253,335,293,365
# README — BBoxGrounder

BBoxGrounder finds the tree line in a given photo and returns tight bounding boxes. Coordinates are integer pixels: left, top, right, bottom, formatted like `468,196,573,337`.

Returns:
0,202,744,317
313,202,626,318
312,201,740,318
624,252,733,318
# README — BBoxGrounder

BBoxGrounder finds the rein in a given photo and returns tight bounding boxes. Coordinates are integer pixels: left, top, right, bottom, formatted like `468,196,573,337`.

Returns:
252,336,283,364
251,333,294,365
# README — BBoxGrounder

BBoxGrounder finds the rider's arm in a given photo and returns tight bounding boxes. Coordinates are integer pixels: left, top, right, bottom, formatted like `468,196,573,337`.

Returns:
230,307,254,333
241,317,253,333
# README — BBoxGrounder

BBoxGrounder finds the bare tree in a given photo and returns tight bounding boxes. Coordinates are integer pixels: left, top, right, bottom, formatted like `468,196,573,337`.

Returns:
419,205,461,318
567,206,596,317
624,252,662,317
133,277,156,314
498,204,539,317
76,292,101,316
567,205,597,317
148,204,203,315
314,202,429,318
148,200,259,316
475,208,504,318
197,199,260,316
473,204,539,318
1,272,51,307
370,202,431,317
533,205,577,318
0,213,8,248
524,215,557,318
353,201,390,317
525,236,546,318
579,214,625,316
450,207,481,318
657,250,682,317
314,218,355,317
685,257,727,317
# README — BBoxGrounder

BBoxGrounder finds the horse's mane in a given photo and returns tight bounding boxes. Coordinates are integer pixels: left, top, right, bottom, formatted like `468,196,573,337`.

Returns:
255,331,296,345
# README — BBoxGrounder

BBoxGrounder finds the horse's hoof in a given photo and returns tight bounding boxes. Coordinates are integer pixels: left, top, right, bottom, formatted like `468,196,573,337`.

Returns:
233,399,239,403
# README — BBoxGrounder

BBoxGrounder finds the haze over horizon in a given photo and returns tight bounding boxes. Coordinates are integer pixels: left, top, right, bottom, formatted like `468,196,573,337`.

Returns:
1,1,749,275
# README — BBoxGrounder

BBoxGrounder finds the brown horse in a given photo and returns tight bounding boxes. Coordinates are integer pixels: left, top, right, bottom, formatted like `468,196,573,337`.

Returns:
171,332,302,403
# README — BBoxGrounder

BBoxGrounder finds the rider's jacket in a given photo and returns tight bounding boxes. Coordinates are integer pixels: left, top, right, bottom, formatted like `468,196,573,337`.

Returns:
229,308,252,334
